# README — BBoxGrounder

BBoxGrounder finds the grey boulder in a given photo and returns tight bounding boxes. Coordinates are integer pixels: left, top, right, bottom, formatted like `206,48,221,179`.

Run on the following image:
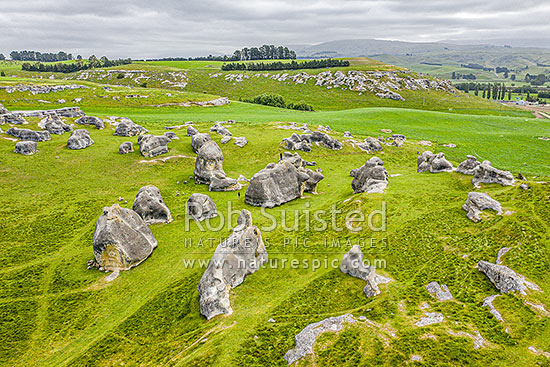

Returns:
138,134,171,157
163,131,178,140
340,245,392,297
357,137,383,152
210,122,232,136
75,116,105,129
6,127,51,142
118,141,134,154
187,125,199,136
472,161,515,188
39,114,73,135
351,156,389,194
191,132,212,153
14,141,38,155
462,192,502,222
0,113,26,125
477,260,540,295
233,136,248,147
198,209,267,320
417,151,453,173
186,193,218,221
92,204,158,271
114,119,148,137
194,140,241,191
67,129,94,150
132,185,173,224
456,155,480,175
426,281,454,301
245,152,322,207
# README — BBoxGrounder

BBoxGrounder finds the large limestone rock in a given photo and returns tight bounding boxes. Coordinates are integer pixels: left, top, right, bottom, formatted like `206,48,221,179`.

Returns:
417,151,454,173
245,152,322,207
76,116,105,129
340,245,392,297
284,314,356,364
67,129,94,150
194,140,241,191
6,127,51,142
210,122,232,136
138,134,171,157
456,155,480,175
186,193,218,221
283,131,343,152
92,204,158,271
198,209,267,320
283,133,312,152
357,137,383,152
132,185,173,224
462,192,502,222
472,161,515,188
191,132,212,153
350,156,389,194
0,103,8,115
187,125,199,136
114,119,148,137
14,141,37,155
477,260,540,295
233,136,248,148
0,113,26,125
38,114,73,135
118,141,134,154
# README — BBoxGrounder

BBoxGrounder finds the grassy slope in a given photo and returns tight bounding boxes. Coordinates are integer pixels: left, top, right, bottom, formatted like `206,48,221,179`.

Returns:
0,89,549,366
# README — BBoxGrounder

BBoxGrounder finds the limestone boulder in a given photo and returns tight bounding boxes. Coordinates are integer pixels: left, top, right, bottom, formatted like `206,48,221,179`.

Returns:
114,119,148,137
191,132,211,153
187,125,199,136
67,129,94,150
472,161,515,188
194,140,241,191
186,193,218,221
233,136,248,148
198,209,267,319
39,114,73,135
426,281,454,301
118,141,134,154
351,156,389,194
477,260,540,295
462,192,502,222
456,155,480,175
340,245,392,297
417,151,453,173
357,137,383,152
14,141,37,155
210,122,232,136
0,113,26,125
138,134,171,157
75,116,105,129
92,204,157,271
163,131,178,140
132,185,173,224
6,127,51,142
283,133,312,152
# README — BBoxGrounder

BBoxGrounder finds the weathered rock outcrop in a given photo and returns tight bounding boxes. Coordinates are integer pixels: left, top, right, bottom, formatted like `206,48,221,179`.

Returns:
245,152,322,207
186,193,218,221
210,122,232,136
284,314,356,364
198,209,267,319
357,137,383,152
340,245,392,297
92,204,158,271
350,157,389,194
163,131,178,140
483,295,503,321
137,134,171,157
417,151,453,173
75,116,105,129
477,260,540,295
114,119,148,137
283,133,312,152
14,141,37,155
67,129,94,150
194,140,241,191
38,114,73,135
472,161,515,188
118,141,134,154
283,131,343,152
462,192,502,222
0,103,8,115
191,132,211,153
426,281,454,301
6,127,51,142
456,155,480,175
187,125,199,136
0,113,27,125
132,185,173,224
233,136,248,148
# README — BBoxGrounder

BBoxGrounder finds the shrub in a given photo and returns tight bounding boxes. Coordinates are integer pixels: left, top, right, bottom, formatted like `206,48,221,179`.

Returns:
116,73,124,79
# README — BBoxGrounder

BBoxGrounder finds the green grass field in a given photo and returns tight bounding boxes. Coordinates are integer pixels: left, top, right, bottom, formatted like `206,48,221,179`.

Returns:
0,64,549,366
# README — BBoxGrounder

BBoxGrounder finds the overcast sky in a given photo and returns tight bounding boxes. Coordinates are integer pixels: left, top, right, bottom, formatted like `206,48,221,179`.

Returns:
1,0,549,59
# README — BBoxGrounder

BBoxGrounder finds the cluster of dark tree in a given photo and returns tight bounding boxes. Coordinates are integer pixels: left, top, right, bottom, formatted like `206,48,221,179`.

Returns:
525,73,548,86
456,82,509,100
9,50,74,62
222,59,350,71
420,62,442,66
21,55,132,73
451,72,476,80
242,93,314,111
460,63,493,72
536,62,550,67
144,45,297,62
537,91,550,99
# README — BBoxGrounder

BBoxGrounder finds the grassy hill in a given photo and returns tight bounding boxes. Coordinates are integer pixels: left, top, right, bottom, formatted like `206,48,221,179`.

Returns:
0,78,549,366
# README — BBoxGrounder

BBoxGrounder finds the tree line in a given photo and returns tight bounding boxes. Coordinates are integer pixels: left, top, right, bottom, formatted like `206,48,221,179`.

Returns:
144,45,297,62
9,50,74,62
21,55,132,73
455,82,548,102
242,93,314,111
221,59,350,71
